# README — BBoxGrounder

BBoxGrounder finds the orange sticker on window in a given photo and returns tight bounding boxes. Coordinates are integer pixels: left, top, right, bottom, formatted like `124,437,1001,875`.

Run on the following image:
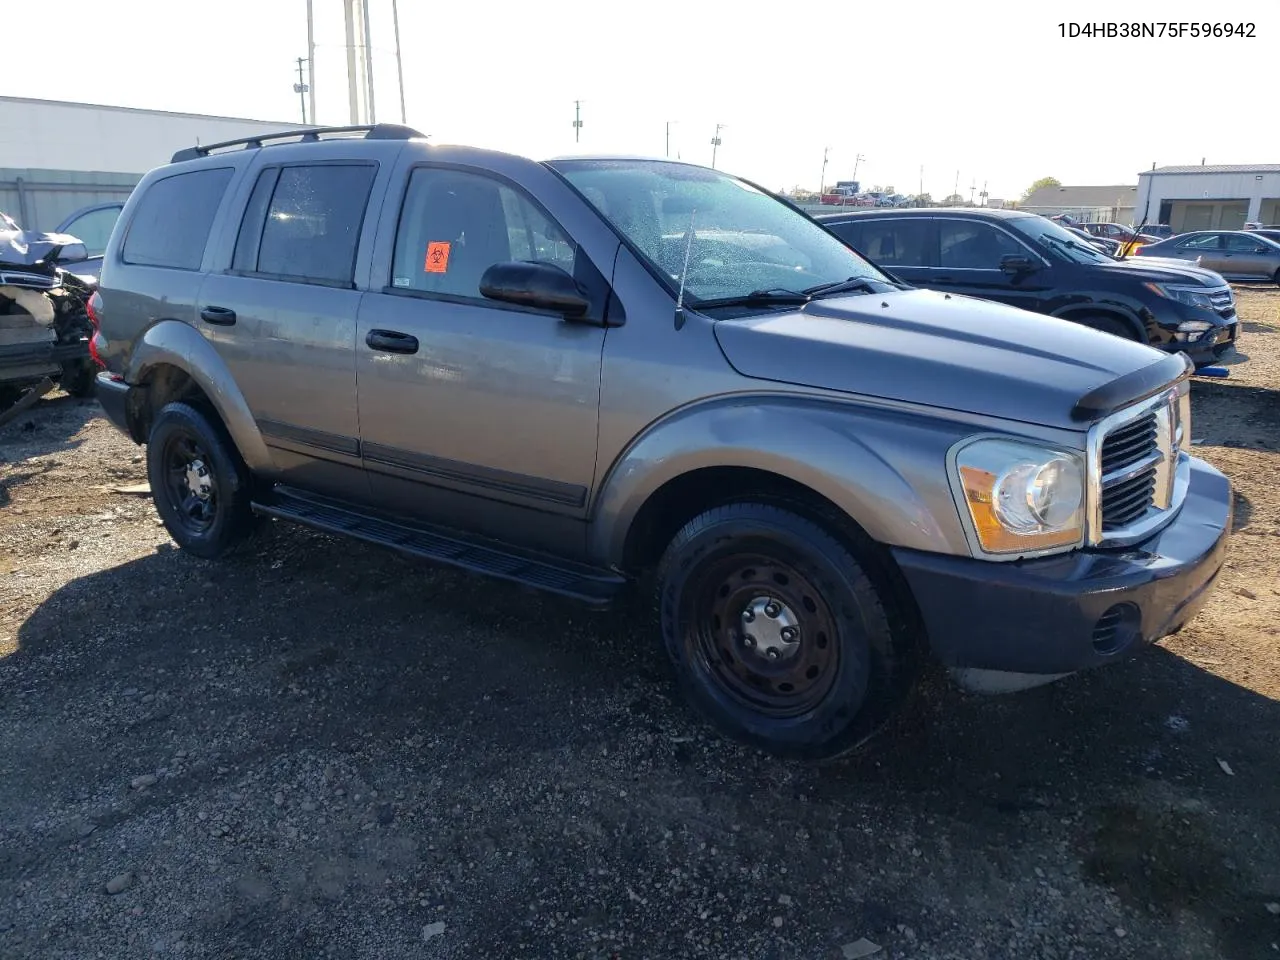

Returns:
424,241,451,273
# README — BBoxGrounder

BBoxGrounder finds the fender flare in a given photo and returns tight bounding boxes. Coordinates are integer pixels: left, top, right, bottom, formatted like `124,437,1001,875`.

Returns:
587,394,972,569
124,320,273,472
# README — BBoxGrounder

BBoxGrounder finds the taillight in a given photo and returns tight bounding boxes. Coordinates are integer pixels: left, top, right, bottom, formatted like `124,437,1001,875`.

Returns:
86,291,106,369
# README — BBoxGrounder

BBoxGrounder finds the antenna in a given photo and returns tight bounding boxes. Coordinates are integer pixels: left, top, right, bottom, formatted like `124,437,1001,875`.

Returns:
674,208,697,330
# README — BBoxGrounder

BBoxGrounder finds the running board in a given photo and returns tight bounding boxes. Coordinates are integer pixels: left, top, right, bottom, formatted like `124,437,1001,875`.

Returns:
252,486,627,608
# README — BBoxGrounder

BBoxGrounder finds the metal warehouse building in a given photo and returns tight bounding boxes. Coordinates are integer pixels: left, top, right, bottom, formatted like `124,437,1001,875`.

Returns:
0,96,308,231
1134,163,1280,232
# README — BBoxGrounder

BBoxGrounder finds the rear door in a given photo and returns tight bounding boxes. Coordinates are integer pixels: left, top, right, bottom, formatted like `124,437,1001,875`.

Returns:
823,216,935,287
1172,233,1225,270
931,217,1051,312
195,159,381,499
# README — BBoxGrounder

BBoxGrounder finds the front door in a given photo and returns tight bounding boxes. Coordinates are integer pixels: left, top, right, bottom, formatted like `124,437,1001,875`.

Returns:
196,161,378,499
1220,233,1275,279
930,218,1050,313
355,165,607,557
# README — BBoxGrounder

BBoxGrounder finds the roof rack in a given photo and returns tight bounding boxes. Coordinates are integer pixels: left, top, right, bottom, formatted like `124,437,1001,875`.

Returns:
170,123,426,164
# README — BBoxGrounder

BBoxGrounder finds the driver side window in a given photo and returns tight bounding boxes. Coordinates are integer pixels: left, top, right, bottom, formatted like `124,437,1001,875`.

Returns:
391,168,577,299
1179,234,1221,250
938,221,1026,269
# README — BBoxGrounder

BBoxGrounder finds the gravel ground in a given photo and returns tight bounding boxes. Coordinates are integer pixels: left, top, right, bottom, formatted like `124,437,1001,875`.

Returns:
1,289,1278,960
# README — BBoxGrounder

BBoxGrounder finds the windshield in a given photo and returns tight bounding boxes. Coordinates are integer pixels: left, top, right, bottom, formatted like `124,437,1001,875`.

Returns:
1008,215,1113,265
548,159,891,306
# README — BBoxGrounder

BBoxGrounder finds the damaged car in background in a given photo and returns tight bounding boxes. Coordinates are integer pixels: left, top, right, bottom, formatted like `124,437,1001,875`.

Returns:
0,211,99,414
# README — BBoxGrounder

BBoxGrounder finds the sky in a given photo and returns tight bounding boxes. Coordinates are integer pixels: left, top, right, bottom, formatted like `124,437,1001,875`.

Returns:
4,0,1277,200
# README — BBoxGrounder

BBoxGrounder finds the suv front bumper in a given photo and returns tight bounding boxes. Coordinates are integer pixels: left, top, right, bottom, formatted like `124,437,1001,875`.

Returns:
891,456,1231,687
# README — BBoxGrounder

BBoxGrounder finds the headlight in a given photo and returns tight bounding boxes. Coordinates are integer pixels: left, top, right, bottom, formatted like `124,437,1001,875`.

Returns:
1143,282,1214,310
952,439,1086,556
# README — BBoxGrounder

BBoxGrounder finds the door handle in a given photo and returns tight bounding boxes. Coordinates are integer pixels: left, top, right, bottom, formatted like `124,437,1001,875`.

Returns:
366,329,419,354
200,306,237,326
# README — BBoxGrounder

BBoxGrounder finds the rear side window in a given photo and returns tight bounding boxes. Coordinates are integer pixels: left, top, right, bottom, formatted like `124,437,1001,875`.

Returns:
854,219,932,266
824,221,864,249
122,168,233,270
233,163,376,287
390,167,577,300
1178,234,1220,250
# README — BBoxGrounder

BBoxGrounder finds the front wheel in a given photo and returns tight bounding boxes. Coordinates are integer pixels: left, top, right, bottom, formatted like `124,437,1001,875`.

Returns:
655,502,910,759
147,401,256,559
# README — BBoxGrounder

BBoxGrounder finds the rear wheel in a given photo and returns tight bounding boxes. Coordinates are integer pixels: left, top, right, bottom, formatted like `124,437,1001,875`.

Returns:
60,360,97,398
147,401,256,559
655,502,910,759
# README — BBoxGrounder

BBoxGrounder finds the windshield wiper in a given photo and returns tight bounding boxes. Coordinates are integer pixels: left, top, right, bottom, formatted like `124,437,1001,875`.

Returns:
693,288,813,309
802,275,899,298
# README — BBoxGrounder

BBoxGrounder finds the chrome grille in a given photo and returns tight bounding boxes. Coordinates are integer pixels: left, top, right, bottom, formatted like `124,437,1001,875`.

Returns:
1206,285,1235,315
0,271,57,290
1089,387,1185,546
1100,413,1160,530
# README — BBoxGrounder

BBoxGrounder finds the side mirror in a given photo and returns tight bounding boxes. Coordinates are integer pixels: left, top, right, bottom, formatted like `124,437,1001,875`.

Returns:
1000,254,1036,275
55,242,88,264
479,260,591,318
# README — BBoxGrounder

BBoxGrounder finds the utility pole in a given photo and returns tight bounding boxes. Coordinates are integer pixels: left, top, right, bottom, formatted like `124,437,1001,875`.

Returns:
919,165,924,200
293,57,310,124
305,0,317,125
820,146,830,197
954,170,960,200
573,100,583,143
852,153,865,180
969,180,976,205
710,123,725,168
361,0,376,123
980,180,988,206
666,120,677,158
391,0,407,123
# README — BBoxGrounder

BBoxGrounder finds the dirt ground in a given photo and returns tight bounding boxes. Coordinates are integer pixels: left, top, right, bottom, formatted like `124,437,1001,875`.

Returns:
1,290,1278,960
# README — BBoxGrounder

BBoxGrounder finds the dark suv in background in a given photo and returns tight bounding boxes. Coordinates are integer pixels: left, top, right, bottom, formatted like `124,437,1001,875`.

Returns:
818,208,1239,367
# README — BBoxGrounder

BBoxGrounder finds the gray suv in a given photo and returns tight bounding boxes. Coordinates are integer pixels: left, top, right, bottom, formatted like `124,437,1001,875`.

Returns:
90,124,1233,759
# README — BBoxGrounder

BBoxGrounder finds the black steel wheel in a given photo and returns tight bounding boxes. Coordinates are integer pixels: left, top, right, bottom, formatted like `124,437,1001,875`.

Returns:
656,501,910,759
147,401,255,559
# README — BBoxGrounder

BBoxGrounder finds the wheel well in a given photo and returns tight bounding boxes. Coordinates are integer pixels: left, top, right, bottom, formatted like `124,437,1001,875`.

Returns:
128,364,216,442
623,465,928,668
1056,307,1144,340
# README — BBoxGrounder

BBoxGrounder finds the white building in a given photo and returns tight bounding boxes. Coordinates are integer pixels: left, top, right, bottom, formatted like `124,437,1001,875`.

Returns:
1018,184,1137,225
1134,164,1280,232
0,96,309,229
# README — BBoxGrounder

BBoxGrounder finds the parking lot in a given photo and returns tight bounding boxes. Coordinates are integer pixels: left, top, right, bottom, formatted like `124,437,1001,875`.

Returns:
0,289,1277,959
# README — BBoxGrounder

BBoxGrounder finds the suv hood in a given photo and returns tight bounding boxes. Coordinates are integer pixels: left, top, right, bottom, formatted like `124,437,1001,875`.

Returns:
1095,256,1227,286
712,289,1170,431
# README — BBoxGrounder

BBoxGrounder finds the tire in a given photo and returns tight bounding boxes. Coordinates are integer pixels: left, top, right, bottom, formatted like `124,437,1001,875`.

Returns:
655,502,910,760
1077,314,1137,340
61,360,97,398
146,401,256,559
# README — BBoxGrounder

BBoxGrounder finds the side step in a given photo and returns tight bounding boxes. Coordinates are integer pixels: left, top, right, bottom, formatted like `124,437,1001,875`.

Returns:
251,486,628,608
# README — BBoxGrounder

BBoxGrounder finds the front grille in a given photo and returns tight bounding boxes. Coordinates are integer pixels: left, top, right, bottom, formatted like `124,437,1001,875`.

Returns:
1207,286,1235,316
0,271,57,291
1100,412,1159,530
